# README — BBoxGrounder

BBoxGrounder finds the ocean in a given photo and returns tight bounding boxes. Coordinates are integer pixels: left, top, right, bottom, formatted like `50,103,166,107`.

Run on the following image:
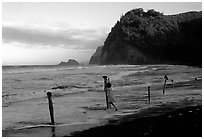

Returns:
2,64,202,136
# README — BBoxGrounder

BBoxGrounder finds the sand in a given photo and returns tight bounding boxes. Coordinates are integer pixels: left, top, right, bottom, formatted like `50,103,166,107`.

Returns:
3,77,202,137
71,104,202,137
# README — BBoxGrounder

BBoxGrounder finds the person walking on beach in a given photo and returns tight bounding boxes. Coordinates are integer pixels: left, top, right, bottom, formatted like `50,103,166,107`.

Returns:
105,81,118,111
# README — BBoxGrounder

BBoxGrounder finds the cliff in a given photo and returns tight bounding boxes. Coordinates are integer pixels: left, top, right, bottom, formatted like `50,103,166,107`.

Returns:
89,46,103,64
59,59,80,66
96,8,202,66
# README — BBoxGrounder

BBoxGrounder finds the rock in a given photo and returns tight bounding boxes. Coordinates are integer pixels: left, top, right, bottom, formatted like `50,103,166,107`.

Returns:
67,59,80,65
58,62,67,66
89,46,103,65
96,8,201,66
58,59,80,66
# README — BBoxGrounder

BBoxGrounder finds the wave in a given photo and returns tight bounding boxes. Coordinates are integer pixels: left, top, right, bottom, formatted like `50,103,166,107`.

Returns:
2,65,165,106
2,86,91,106
2,65,154,106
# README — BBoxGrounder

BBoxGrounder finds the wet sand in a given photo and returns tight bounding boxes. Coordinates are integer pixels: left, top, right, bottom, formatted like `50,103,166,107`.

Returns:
4,101,201,137
71,78,202,137
71,105,202,137
2,65,202,137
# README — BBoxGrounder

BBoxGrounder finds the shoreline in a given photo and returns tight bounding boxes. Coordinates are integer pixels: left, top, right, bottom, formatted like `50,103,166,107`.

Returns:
71,104,202,137
2,65,202,137
3,101,202,137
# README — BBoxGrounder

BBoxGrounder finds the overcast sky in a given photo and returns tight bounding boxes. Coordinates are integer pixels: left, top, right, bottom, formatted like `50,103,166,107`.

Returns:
2,2,202,65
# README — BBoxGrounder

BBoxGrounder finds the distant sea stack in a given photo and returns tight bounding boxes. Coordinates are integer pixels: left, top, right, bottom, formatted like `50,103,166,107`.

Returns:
59,59,80,66
89,46,103,64
90,8,202,66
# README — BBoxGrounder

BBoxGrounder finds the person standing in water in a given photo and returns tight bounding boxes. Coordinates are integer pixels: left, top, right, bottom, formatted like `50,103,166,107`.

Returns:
105,80,118,111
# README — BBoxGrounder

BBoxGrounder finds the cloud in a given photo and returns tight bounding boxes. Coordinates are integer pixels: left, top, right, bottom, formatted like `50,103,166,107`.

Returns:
2,25,108,50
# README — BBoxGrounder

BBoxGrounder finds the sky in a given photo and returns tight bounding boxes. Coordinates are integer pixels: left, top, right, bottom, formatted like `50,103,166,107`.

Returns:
2,2,202,65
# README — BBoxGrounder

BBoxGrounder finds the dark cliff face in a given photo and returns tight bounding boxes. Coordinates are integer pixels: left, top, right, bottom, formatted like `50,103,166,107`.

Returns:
89,46,103,64
99,8,202,66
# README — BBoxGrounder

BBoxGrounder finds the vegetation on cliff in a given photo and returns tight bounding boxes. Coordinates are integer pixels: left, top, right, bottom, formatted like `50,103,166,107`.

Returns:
100,8,202,66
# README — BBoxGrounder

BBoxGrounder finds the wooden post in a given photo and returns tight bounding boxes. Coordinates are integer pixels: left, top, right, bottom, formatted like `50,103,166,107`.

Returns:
171,79,174,91
163,79,167,94
103,76,109,109
46,92,55,125
163,75,168,95
52,127,56,137
148,86,150,103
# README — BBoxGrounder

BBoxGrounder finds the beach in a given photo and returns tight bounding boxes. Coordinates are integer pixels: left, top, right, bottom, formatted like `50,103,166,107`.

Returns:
2,65,202,137
72,105,202,137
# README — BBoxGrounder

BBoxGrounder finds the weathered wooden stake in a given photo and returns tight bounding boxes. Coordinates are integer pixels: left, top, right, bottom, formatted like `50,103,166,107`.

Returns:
148,86,150,103
52,127,56,137
103,76,110,109
171,79,174,91
163,75,168,95
46,92,55,125
163,79,167,94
